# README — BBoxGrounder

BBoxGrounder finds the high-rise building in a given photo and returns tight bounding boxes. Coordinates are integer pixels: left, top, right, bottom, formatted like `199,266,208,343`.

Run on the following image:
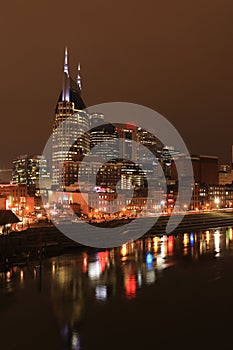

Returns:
136,128,163,162
90,114,118,161
61,156,103,189
191,155,219,185
116,125,137,161
52,48,90,188
90,113,105,128
12,155,50,194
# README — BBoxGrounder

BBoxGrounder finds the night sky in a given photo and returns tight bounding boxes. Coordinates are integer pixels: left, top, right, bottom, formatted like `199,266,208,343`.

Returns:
1,0,233,167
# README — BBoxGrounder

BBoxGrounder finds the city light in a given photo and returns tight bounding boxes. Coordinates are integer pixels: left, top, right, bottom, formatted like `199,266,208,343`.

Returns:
183,233,189,246
214,230,220,254
125,274,136,299
146,252,153,265
190,233,195,245
95,285,107,301
88,261,102,280
121,244,128,257
214,197,220,209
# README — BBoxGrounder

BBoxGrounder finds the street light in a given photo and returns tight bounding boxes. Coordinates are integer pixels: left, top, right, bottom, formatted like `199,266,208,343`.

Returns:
160,200,165,213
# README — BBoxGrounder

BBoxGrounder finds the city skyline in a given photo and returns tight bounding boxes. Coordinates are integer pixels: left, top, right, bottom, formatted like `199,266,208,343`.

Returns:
1,0,233,167
1,44,233,171
2,3,233,350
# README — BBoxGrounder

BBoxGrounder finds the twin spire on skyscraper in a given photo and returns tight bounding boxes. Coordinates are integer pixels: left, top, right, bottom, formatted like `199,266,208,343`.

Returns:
62,47,70,102
64,47,69,77
77,62,82,91
62,47,82,102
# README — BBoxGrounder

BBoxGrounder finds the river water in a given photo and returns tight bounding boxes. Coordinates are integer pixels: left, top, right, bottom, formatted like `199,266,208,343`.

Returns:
1,228,233,349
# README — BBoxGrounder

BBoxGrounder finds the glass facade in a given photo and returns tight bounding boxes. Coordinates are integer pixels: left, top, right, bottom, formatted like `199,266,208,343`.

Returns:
52,101,90,188
12,155,50,189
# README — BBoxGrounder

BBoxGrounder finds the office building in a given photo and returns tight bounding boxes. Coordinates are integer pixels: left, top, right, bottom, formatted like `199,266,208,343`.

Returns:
12,155,50,194
52,48,90,188
191,155,218,185
90,114,118,160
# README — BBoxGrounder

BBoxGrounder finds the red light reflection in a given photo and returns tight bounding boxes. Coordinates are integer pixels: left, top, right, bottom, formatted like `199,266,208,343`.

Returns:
125,274,136,299
168,236,174,255
98,251,109,272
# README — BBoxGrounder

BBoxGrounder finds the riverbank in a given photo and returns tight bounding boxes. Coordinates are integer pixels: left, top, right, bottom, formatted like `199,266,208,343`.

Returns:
0,225,81,267
92,210,233,234
149,210,233,235
0,210,233,265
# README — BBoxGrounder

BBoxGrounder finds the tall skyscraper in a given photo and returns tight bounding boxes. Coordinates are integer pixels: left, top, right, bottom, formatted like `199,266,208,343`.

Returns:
12,155,50,194
90,114,118,161
116,125,137,161
136,128,162,162
190,155,219,185
52,48,90,188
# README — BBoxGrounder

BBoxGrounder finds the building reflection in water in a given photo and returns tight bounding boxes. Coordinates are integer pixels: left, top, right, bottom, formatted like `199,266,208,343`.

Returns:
125,272,137,299
1,227,233,349
168,236,174,255
183,233,189,255
206,230,210,249
214,230,221,255
95,285,107,301
88,260,102,280
61,324,81,350
20,269,24,284
145,252,156,285
190,233,194,245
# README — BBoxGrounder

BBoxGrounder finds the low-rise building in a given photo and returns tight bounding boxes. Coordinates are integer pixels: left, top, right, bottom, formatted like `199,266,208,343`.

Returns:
0,183,34,213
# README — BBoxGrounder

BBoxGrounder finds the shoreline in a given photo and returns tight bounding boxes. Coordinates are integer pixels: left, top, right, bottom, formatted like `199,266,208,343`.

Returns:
0,211,233,267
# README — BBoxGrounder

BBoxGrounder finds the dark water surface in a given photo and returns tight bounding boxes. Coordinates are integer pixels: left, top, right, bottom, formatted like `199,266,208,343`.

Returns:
1,228,233,350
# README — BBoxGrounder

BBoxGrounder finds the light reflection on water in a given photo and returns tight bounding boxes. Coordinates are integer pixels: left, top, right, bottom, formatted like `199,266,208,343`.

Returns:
0,227,232,349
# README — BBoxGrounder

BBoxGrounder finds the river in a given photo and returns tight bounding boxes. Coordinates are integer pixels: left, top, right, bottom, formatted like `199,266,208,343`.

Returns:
1,228,233,349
